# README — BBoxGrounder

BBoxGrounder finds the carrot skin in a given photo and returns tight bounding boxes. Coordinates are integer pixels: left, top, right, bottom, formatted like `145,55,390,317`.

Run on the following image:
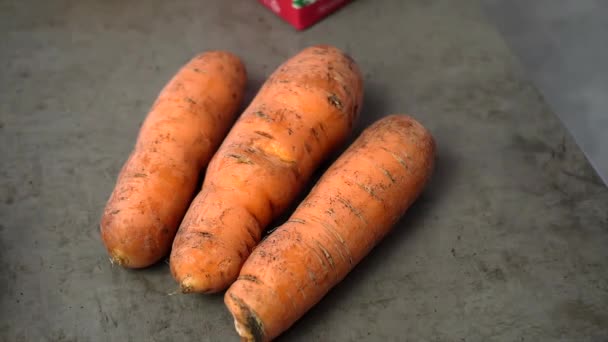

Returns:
225,115,436,341
100,51,247,268
170,45,364,293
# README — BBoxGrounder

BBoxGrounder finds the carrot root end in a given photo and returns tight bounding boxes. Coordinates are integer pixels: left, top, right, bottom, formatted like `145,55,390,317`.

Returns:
109,251,129,268
228,293,265,342
180,277,195,294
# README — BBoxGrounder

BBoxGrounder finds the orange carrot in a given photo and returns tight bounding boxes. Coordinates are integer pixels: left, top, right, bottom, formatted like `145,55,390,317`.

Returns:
225,115,436,341
170,45,364,293
100,51,247,268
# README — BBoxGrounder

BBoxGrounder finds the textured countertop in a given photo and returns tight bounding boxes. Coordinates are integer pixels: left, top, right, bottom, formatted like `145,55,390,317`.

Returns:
1,0,607,341
483,0,608,186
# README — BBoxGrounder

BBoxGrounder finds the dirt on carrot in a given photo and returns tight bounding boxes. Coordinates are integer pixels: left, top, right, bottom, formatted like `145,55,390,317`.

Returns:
225,115,436,341
170,45,364,293
100,51,247,268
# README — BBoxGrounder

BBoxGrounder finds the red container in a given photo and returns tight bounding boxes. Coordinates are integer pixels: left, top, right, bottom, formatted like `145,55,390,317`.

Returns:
259,0,352,30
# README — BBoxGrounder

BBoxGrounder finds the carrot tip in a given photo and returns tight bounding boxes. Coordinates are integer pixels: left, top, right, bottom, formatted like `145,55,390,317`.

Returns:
179,277,197,294
228,293,265,342
180,284,194,294
176,274,220,294
109,251,129,268
234,319,254,342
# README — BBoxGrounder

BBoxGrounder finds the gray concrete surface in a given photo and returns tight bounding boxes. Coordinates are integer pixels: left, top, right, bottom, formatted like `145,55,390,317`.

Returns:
483,0,608,186
1,0,607,341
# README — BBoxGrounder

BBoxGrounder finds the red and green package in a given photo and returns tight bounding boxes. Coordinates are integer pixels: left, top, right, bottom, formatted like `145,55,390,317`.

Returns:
259,0,352,30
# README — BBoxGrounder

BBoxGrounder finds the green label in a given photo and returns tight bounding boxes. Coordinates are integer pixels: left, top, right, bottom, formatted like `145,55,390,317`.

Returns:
293,0,318,9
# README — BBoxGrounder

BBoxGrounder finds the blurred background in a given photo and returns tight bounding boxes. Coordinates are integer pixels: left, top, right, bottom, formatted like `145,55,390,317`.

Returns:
484,0,608,186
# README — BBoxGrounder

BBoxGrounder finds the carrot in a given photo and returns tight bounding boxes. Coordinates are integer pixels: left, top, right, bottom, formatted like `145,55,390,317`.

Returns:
100,51,247,268
224,115,436,341
170,45,364,293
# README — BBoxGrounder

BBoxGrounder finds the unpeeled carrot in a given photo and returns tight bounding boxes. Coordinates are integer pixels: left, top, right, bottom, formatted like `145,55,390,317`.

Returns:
225,115,436,341
170,45,364,293
100,51,247,268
